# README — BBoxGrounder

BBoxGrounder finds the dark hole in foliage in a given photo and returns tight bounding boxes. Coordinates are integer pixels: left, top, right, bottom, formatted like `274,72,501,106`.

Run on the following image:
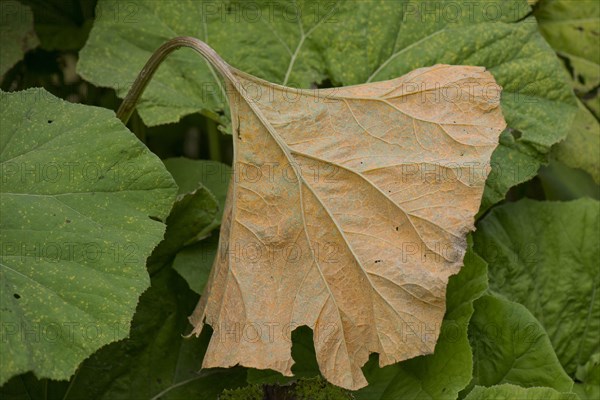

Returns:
13,293,20,299
47,120,53,124
65,219,71,223
557,54,575,79
582,85,599,100
315,78,335,89
509,128,522,139
578,74,586,85
149,215,163,222
576,26,584,32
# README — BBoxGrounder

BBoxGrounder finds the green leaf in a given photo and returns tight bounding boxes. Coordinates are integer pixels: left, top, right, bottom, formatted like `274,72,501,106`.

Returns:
354,239,488,399
467,294,573,393
78,0,226,126
0,1,39,77
464,384,579,400
535,0,600,93
18,0,95,51
552,101,600,184
151,158,230,265
0,88,177,384
473,198,600,375
172,231,218,295
162,157,230,221
0,265,248,399
574,353,600,400
78,0,577,210
150,185,218,261
538,158,600,201
159,158,231,287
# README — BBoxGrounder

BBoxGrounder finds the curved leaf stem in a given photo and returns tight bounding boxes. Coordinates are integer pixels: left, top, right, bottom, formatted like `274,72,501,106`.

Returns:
116,36,237,124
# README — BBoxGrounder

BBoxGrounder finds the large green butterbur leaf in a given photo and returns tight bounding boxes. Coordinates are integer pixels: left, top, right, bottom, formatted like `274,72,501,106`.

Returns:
0,88,177,384
78,0,577,209
467,294,573,393
0,265,248,399
473,198,600,376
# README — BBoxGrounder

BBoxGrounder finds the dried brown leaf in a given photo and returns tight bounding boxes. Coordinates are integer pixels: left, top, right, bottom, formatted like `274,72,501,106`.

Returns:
190,64,506,390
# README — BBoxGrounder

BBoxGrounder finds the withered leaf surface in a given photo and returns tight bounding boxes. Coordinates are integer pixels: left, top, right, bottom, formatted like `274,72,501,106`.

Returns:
190,64,506,390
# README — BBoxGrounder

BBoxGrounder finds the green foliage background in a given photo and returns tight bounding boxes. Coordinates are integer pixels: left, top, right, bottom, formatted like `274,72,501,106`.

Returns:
0,0,598,399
